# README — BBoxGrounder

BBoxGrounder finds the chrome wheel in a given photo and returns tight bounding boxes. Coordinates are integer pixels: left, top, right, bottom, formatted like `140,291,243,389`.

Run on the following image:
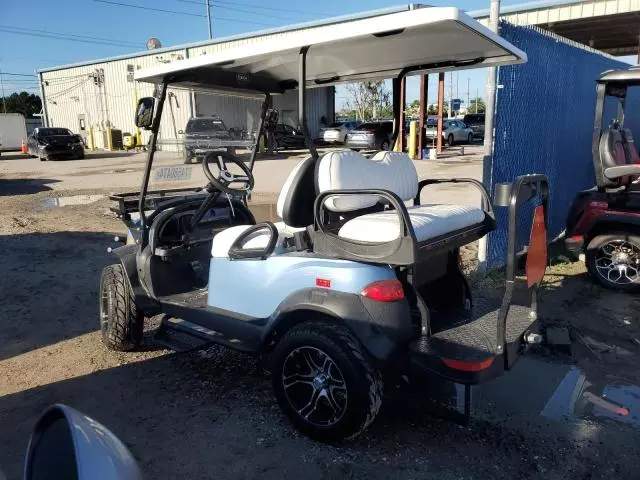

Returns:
281,346,347,427
594,240,640,285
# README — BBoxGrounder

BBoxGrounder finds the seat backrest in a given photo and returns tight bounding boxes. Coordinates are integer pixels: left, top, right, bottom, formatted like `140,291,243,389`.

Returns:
597,129,628,189
276,156,316,227
317,150,418,212
621,128,640,165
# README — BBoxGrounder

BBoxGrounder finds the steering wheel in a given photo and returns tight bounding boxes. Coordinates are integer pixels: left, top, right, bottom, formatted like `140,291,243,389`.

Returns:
202,151,254,196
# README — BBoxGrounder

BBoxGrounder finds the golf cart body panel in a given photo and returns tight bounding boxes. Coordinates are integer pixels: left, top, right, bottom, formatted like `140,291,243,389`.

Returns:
208,254,396,318
565,67,640,290
100,5,546,440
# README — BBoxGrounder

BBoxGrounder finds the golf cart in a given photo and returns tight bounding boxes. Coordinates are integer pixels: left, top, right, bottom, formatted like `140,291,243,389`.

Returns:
565,68,640,292
101,5,548,441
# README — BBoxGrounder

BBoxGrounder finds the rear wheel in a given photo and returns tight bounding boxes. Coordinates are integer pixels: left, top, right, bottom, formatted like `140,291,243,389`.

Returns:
467,133,473,144
99,264,144,351
380,140,390,151
447,134,455,147
585,233,640,292
271,322,383,442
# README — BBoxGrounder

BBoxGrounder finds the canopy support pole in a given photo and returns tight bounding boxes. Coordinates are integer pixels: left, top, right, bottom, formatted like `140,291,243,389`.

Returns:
249,93,270,172
299,47,318,160
418,75,427,159
138,81,167,247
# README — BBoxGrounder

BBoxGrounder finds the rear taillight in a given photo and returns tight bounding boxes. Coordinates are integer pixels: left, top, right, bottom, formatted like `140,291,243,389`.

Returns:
361,279,405,302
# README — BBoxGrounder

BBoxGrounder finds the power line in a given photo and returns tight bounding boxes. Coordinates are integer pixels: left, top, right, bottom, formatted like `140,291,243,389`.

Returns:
0,71,36,77
0,25,142,48
93,0,277,26
176,0,315,21
94,0,204,17
178,0,330,16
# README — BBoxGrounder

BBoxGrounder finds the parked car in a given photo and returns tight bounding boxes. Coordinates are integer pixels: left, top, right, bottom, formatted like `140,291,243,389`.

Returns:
27,127,85,161
180,116,234,164
320,120,361,143
345,121,393,151
463,113,485,139
424,119,474,146
274,123,306,149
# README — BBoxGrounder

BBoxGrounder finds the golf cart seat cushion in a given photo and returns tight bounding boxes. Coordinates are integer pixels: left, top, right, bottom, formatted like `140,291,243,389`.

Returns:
623,129,640,164
317,150,419,211
276,156,316,227
210,222,305,257
598,129,629,187
338,204,486,243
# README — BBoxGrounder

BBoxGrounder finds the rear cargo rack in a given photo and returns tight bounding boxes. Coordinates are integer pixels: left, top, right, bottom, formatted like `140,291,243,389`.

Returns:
109,187,206,216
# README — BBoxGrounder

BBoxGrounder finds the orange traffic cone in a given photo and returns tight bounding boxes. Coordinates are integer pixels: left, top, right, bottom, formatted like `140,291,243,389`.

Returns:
21,138,27,154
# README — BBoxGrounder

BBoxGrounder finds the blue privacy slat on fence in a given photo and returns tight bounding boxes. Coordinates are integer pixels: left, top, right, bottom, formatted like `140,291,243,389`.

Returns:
486,22,632,268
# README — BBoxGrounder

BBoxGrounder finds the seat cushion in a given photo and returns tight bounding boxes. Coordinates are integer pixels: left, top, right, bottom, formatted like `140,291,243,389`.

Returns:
338,204,486,243
317,150,418,212
211,222,305,257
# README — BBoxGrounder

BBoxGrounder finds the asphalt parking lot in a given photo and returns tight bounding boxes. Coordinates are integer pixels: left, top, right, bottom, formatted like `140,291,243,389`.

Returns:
1,146,639,479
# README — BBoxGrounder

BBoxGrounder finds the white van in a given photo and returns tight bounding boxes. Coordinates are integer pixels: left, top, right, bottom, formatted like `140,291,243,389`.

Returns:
0,113,28,155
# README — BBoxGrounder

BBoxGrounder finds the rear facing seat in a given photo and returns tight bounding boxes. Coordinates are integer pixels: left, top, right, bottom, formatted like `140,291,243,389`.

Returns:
312,150,493,265
597,129,640,189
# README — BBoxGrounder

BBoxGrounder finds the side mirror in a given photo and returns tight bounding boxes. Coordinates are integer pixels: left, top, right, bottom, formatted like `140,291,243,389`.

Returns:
135,97,155,129
25,404,142,480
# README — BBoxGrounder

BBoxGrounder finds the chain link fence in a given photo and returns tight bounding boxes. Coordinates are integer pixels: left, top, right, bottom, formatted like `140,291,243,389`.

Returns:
485,22,634,267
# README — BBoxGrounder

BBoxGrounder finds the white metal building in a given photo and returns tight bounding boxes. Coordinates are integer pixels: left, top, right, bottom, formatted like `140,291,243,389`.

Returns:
38,17,342,151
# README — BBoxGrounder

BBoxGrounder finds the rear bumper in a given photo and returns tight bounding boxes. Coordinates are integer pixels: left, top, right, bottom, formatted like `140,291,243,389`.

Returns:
344,139,376,149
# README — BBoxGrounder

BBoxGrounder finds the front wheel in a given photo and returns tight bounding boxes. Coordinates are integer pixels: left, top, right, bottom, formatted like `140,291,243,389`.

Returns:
272,322,383,442
585,233,640,292
467,133,474,144
380,140,390,151
99,264,144,351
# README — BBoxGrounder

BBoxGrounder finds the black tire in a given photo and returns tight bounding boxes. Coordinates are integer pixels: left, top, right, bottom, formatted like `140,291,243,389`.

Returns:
183,149,193,164
585,233,640,292
76,152,85,160
271,321,383,442
447,134,455,147
380,140,390,151
99,264,144,351
39,156,46,161
467,133,473,144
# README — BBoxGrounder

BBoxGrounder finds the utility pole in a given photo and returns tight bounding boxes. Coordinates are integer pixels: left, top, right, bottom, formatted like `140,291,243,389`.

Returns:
476,88,479,113
448,73,453,118
467,78,470,115
479,0,501,270
0,71,6,113
205,0,212,39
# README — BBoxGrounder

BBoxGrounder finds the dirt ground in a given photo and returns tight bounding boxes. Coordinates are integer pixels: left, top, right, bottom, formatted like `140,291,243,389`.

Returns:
1,153,639,479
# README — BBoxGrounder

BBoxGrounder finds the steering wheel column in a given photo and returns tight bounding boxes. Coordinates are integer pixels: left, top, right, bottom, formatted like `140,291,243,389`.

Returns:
186,151,255,236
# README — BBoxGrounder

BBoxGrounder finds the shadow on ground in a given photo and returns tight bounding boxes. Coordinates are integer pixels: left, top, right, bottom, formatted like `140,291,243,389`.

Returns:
0,178,59,196
0,231,115,361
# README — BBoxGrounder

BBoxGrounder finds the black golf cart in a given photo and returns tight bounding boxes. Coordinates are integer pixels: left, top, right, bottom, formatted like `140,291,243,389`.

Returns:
566,68,640,292
101,5,549,441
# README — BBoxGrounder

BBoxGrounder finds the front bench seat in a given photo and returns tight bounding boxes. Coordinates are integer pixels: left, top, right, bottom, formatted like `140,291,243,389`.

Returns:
211,156,316,257
316,150,486,244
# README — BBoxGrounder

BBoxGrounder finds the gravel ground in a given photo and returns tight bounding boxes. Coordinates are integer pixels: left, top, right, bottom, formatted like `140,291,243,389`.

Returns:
1,163,640,479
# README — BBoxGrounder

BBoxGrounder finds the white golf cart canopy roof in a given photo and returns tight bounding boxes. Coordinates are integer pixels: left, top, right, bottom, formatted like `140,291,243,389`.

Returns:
135,5,526,92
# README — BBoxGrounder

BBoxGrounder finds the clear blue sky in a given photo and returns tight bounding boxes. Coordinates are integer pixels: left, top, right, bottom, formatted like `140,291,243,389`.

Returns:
0,0,632,107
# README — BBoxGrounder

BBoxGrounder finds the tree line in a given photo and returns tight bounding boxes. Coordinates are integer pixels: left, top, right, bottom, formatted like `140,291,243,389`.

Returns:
1,91,43,118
